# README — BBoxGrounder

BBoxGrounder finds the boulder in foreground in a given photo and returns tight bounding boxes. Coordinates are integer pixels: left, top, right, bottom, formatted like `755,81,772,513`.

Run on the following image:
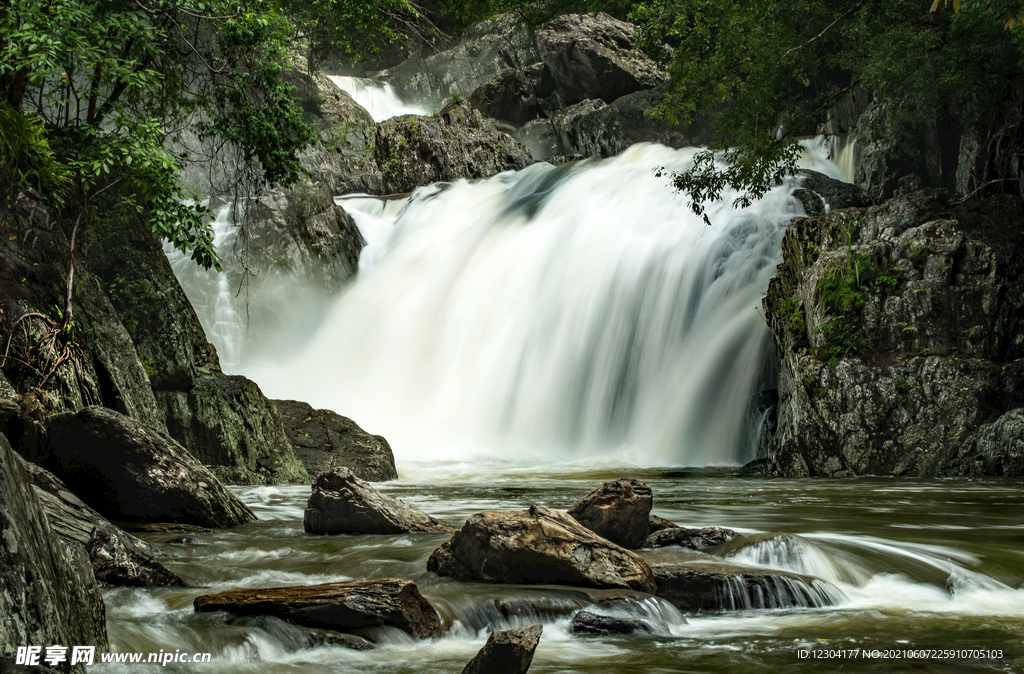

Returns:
462,624,543,674
275,400,397,482
653,563,840,612
194,578,442,639
427,505,655,593
43,406,255,528
304,467,454,534
568,478,652,549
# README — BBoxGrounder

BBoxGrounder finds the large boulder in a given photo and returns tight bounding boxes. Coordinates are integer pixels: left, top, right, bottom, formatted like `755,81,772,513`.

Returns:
374,99,532,193
653,563,840,612
0,434,108,671
43,406,255,528
159,376,308,485
764,191,1024,476
427,505,655,593
461,624,543,674
536,13,664,108
468,68,540,128
644,526,740,551
274,400,397,481
567,478,652,549
193,579,442,639
25,459,185,587
304,467,453,534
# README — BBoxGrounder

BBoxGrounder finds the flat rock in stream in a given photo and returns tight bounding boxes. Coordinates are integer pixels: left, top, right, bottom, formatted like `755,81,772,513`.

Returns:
43,406,255,528
568,478,652,549
653,563,841,612
647,515,678,534
461,624,543,674
304,467,454,534
193,579,442,639
427,505,655,593
569,609,654,636
643,526,740,551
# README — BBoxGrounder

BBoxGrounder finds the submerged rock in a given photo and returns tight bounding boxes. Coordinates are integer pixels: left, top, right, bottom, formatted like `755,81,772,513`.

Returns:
43,406,256,528
275,400,397,481
644,526,740,551
0,434,108,671
568,478,652,549
461,624,543,674
304,467,454,534
193,579,442,639
569,610,654,636
427,505,655,593
653,563,839,612
374,99,531,193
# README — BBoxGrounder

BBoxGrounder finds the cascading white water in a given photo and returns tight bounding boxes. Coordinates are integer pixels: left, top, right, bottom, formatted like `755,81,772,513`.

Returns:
165,202,246,371
326,75,431,122
245,143,843,465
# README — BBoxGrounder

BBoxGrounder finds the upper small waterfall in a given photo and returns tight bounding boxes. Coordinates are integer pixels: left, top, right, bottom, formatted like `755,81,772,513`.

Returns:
327,76,431,122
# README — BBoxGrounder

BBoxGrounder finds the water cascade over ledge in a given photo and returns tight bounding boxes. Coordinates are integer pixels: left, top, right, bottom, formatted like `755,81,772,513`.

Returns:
229,143,843,465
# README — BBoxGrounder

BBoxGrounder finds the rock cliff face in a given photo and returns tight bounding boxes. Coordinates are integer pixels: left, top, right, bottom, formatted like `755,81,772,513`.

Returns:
0,434,108,671
764,188,1024,476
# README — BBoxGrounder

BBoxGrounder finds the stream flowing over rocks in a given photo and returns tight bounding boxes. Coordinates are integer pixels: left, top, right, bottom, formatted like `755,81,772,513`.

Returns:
2,6,1024,673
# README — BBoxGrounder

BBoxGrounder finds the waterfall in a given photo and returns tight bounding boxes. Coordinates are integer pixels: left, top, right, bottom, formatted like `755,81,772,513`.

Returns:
326,76,431,122
164,202,246,371
241,143,840,465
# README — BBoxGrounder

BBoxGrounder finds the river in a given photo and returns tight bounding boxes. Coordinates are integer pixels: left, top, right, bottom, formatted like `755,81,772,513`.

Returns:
97,465,1024,672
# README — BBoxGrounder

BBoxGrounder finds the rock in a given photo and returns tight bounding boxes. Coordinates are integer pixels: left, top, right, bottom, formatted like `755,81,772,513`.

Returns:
567,478,652,549
569,610,653,636
304,467,453,534
764,191,1024,476
644,527,740,551
274,400,397,481
427,505,655,593
374,100,532,193
373,15,542,113
0,434,108,671
648,515,678,534
159,376,309,485
469,68,539,127
461,624,543,674
31,483,186,587
536,13,664,107
794,170,874,215
193,579,442,639
43,406,256,528
653,563,840,612
541,88,688,159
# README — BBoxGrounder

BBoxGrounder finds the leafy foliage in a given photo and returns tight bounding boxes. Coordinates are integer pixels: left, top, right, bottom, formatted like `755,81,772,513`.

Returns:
0,0,316,271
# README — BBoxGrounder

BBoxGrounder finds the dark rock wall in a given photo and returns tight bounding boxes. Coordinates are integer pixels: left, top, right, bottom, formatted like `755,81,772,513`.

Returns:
764,187,1024,476
0,434,108,672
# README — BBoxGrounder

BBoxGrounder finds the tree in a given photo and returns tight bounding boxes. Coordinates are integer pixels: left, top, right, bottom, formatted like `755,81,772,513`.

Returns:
627,0,1024,215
